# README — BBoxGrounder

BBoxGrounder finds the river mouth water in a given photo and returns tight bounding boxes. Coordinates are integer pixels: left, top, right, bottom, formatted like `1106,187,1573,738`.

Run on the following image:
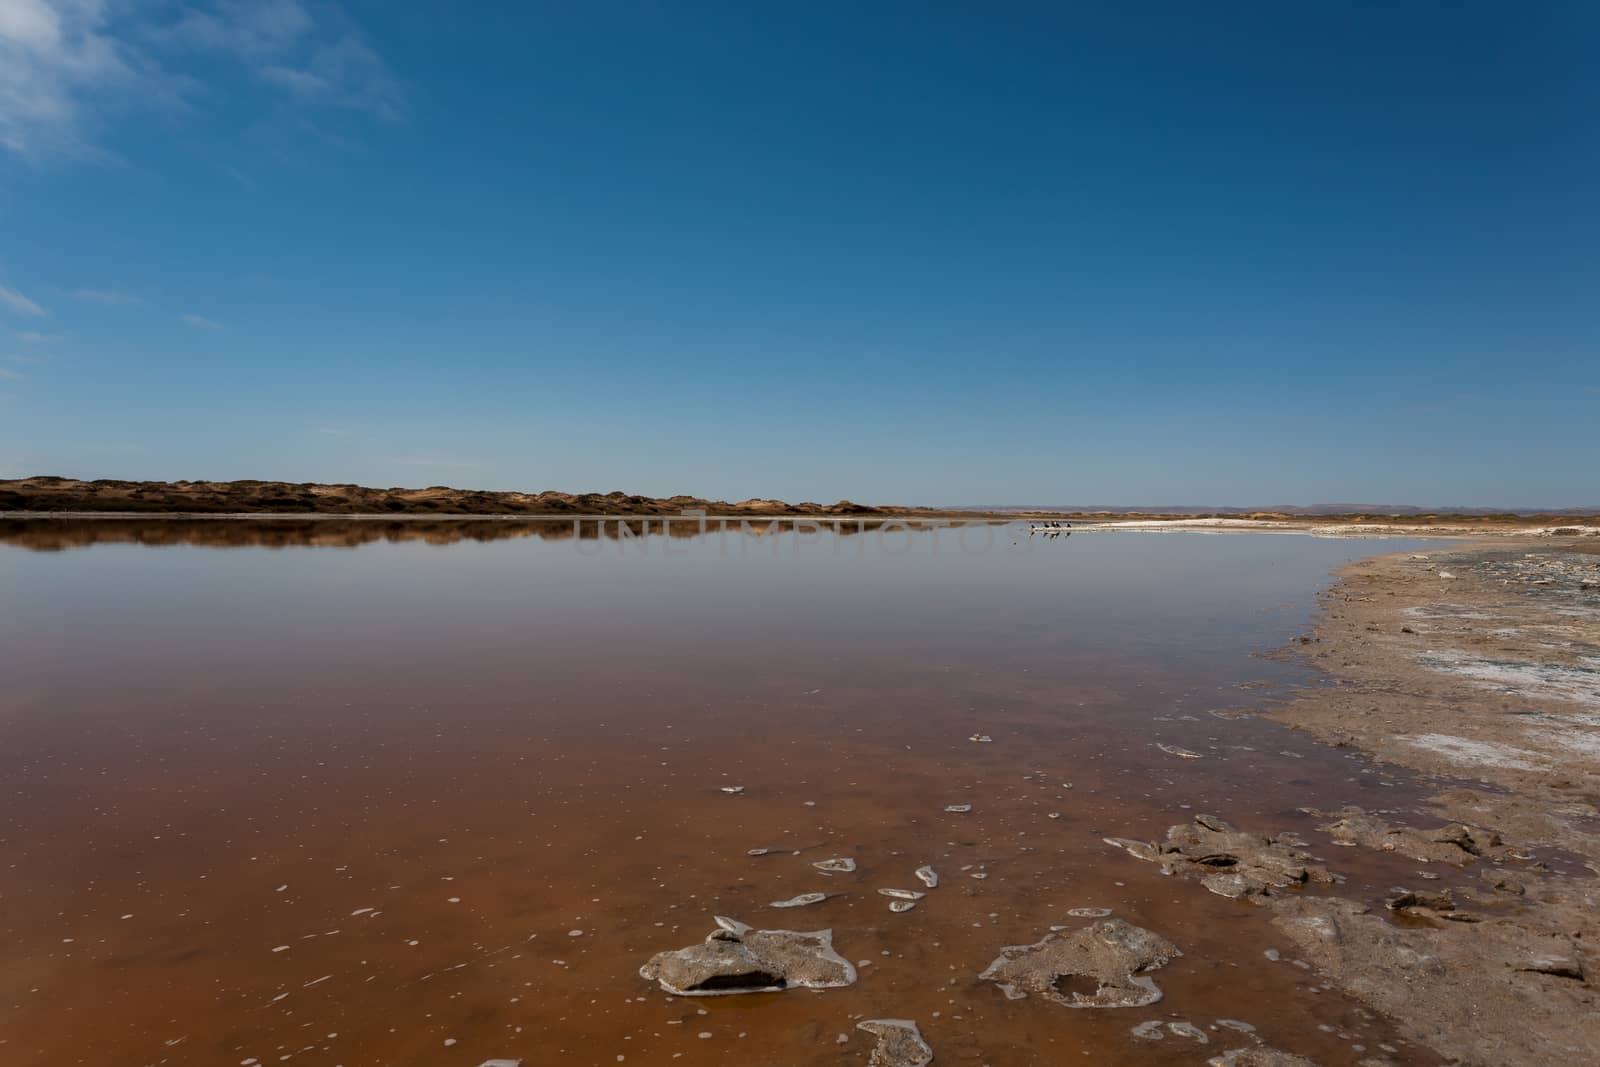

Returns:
0,519,1451,1066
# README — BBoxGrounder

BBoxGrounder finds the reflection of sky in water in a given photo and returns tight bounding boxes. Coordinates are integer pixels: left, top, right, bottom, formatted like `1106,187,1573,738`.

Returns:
0,523,1452,1067
1,524,1447,715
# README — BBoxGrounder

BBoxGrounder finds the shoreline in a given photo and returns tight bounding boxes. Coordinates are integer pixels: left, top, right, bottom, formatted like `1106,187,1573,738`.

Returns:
1245,539,1600,1063
1048,517,1600,539
3,509,1598,543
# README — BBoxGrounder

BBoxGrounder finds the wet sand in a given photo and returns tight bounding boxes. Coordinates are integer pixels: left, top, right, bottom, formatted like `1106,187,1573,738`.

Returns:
0,521,1480,1065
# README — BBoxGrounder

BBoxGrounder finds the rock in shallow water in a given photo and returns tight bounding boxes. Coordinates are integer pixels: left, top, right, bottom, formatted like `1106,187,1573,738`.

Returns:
1207,1047,1319,1067
856,1019,934,1067
713,915,750,935
877,888,926,901
639,920,856,996
1102,837,1162,863
979,918,1180,1008
813,857,857,874
1110,814,1336,903
769,893,829,909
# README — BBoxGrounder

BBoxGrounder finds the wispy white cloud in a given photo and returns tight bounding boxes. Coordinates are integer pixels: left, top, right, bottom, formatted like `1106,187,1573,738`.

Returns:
1,1,402,160
0,365,23,380
260,64,329,96
181,312,222,329
17,330,57,342
73,286,141,304
150,1,402,119
0,0,182,160
152,0,315,56
261,32,401,119
0,283,47,316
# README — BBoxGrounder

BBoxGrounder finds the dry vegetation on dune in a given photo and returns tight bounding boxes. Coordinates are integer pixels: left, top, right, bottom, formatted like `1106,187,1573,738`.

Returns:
0,477,898,517
3,478,1595,528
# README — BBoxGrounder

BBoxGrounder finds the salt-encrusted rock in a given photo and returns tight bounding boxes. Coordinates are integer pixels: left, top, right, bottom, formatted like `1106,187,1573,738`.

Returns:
1102,837,1162,863
813,857,857,874
639,920,856,996
877,888,926,901
1131,1019,1213,1043
769,893,828,909
856,1018,934,1067
1110,815,1335,903
915,865,939,888
1207,1047,1319,1067
979,918,1179,1008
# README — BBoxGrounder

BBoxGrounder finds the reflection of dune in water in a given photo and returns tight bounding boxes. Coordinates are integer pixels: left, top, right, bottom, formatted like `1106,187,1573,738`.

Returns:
0,517,1006,552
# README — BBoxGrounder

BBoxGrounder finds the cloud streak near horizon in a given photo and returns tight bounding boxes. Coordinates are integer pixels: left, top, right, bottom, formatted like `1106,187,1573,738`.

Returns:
0,283,46,316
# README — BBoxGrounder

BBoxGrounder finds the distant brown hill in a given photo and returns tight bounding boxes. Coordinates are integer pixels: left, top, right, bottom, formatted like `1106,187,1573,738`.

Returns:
0,476,910,517
4,477,1593,523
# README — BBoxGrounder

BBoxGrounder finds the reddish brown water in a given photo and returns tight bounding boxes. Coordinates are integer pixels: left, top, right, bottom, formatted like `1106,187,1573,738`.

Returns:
0,520,1448,1066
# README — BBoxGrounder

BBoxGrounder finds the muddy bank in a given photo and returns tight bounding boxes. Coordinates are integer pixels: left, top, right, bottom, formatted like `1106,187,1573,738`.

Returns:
1248,541,1600,1064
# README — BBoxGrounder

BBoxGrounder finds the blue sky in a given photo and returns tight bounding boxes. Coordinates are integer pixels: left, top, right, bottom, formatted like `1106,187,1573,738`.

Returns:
1,2,1595,506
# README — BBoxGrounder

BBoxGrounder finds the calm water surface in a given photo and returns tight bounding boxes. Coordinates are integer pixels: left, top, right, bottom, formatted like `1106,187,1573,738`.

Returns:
0,520,1448,1066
